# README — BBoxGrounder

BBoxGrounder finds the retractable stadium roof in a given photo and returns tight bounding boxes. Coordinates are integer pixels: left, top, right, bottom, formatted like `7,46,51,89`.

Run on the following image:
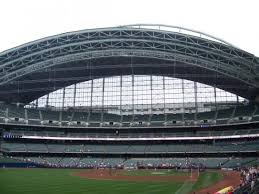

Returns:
0,24,258,103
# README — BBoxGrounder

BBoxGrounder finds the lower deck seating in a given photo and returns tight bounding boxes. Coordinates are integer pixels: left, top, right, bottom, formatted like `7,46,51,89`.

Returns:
13,157,124,168
3,156,258,170
123,157,231,168
2,139,259,154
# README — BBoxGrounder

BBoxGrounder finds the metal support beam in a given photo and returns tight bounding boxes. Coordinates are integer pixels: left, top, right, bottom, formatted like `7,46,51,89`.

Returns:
0,26,257,90
194,81,198,121
150,75,153,114
46,94,49,107
120,75,122,115
101,77,105,123
90,79,93,112
163,75,166,115
73,84,76,108
62,87,65,110
182,79,185,122
132,74,134,115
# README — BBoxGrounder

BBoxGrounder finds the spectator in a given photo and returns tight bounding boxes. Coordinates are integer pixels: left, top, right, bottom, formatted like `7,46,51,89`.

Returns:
251,179,255,190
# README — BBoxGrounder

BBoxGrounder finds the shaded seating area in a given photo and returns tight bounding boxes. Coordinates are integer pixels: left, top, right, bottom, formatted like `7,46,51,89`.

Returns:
0,102,258,127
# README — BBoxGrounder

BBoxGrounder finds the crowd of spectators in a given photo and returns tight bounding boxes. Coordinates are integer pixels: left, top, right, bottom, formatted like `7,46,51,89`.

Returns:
234,167,259,194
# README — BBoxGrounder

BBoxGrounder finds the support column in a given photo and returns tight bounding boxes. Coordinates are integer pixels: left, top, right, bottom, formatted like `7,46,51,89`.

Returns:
90,79,94,112
163,76,166,125
0,128,2,153
62,88,65,110
120,75,122,115
163,76,166,114
132,74,134,115
46,94,49,107
101,77,105,123
214,87,217,110
181,79,185,123
194,81,198,121
73,84,77,108
102,78,105,109
214,86,218,121
150,75,153,114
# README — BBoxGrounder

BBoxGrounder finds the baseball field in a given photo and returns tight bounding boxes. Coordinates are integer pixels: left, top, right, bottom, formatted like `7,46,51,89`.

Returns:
0,168,239,194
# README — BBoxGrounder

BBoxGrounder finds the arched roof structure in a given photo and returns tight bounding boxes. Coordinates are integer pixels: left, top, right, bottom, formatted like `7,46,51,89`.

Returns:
0,24,258,103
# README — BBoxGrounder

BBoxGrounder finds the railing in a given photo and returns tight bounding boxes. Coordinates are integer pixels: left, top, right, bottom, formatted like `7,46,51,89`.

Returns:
121,24,238,48
17,133,259,141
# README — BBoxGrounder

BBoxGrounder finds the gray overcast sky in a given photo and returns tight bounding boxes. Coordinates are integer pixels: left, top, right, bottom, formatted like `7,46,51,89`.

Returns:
0,0,259,56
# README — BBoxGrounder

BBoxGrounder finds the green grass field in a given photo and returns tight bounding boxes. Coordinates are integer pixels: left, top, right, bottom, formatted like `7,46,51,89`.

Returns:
0,168,222,194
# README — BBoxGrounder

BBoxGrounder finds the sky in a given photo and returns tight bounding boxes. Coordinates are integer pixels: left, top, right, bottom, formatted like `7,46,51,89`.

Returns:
35,75,240,108
0,0,259,56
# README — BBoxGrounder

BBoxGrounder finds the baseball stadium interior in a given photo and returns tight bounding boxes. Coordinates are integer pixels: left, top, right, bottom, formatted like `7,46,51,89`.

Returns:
0,24,259,194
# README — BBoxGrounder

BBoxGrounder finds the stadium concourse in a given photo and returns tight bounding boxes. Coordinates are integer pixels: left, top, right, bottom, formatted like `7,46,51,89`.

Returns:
0,24,259,194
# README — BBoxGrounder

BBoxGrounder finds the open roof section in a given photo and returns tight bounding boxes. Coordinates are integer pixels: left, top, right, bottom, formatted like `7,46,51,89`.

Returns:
0,24,258,103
